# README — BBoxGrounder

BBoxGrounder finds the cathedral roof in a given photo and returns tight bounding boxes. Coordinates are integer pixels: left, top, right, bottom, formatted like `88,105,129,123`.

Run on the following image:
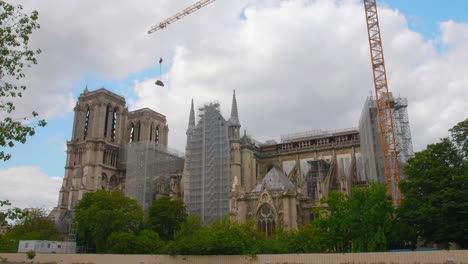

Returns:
80,87,126,103
252,166,295,192
128,107,167,122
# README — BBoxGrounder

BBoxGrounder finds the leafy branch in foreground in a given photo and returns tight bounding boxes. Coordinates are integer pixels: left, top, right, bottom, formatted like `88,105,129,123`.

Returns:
0,1,45,161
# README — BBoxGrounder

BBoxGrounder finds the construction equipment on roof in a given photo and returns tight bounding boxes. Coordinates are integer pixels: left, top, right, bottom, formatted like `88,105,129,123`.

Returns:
363,0,401,206
147,0,217,34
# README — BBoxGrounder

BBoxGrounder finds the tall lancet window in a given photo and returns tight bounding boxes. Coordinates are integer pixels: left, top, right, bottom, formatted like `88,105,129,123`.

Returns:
149,124,153,141
104,105,110,137
83,107,90,140
137,123,141,142
155,127,159,144
257,203,275,238
111,108,117,142
130,124,135,142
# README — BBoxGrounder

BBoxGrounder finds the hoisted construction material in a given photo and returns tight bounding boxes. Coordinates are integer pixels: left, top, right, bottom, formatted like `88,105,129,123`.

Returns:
155,57,164,87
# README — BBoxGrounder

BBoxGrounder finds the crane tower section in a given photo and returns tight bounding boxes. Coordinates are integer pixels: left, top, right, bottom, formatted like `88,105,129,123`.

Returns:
148,0,217,34
363,0,401,205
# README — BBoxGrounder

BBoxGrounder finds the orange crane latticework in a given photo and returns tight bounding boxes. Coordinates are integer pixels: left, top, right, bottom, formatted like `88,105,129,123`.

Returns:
148,0,402,205
363,0,401,206
147,0,217,34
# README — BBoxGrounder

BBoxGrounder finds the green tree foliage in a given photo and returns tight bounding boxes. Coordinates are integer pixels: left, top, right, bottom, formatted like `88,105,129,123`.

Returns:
313,183,394,252
74,190,144,253
399,119,468,248
0,1,46,161
348,183,393,252
0,208,62,253
449,118,468,157
106,231,162,254
260,228,293,254
314,191,352,252
148,196,187,240
286,224,323,253
134,230,163,254
0,200,28,227
174,217,264,255
387,217,417,250
0,200,27,253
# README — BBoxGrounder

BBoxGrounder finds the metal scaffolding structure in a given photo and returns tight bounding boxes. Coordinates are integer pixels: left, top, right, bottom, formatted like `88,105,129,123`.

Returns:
122,142,184,214
392,97,414,172
305,160,330,201
184,103,230,225
358,95,413,183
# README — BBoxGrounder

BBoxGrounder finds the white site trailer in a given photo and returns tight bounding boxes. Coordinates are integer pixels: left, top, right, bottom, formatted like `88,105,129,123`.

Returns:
18,240,76,254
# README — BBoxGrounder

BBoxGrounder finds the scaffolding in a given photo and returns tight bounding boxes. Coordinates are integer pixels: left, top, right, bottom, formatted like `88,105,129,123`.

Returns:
358,95,414,183
305,160,330,201
392,97,414,174
122,142,184,214
184,103,230,225
280,128,358,143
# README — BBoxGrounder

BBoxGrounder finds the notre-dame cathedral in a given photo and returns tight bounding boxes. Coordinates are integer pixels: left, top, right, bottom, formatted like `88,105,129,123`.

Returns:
52,87,412,236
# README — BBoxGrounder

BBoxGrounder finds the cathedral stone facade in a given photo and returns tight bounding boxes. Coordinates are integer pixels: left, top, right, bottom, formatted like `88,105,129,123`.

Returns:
53,87,411,236
51,88,174,229
183,91,367,234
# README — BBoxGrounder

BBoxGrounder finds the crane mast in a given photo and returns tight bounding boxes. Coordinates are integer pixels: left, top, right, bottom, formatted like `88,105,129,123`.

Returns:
363,0,401,206
147,0,217,34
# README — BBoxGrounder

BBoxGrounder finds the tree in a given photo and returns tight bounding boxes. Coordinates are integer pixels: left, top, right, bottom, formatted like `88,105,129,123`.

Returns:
173,216,265,255
172,215,203,254
74,190,144,253
449,118,468,158
106,230,163,254
105,232,137,254
0,200,28,227
399,119,468,248
202,218,263,255
0,1,45,161
134,230,163,254
313,183,394,253
0,208,62,253
148,196,187,240
314,191,352,252
286,224,322,253
348,183,393,252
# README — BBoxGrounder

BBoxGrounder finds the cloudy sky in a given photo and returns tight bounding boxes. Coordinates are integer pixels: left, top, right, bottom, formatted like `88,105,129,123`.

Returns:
1,0,467,209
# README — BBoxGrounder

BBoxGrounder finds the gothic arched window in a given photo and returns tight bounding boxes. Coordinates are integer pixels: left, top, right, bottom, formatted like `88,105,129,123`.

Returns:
137,122,141,142
101,174,108,190
83,107,90,140
111,108,117,142
103,150,107,164
130,124,135,142
149,124,153,141
104,105,110,137
109,175,118,190
155,127,159,144
257,203,276,238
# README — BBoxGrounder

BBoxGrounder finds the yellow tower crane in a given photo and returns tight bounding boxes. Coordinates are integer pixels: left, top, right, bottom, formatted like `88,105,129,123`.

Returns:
148,0,402,205
363,0,401,206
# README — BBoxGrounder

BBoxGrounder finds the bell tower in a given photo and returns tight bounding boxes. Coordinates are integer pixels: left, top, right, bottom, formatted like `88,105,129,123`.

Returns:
57,88,127,216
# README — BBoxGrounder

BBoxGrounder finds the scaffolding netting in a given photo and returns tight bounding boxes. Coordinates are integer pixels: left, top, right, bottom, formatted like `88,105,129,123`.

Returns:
184,103,230,225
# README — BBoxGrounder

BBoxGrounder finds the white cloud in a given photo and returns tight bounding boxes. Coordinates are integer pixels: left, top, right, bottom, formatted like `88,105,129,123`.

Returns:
9,0,468,153
0,167,62,210
130,0,468,152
